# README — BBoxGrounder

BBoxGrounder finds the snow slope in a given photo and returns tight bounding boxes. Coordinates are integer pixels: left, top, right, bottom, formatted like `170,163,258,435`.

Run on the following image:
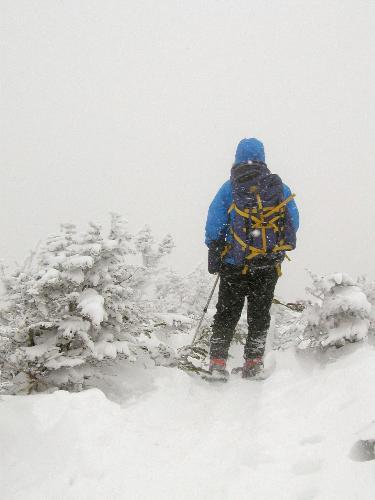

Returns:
1,345,375,500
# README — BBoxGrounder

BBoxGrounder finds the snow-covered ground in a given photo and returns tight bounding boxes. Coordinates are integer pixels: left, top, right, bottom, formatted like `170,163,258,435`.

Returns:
1,343,375,500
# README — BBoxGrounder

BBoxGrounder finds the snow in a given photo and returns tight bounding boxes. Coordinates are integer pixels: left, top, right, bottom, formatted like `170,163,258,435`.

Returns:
322,318,369,348
77,289,107,326
102,239,119,251
1,344,375,499
63,255,94,270
63,268,85,284
12,343,59,363
58,317,90,339
45,356,85,370
114,340,133,357
38,268,60,285
156,312,194,327
323,286,371,317
316,273,356,291
94,336,117,360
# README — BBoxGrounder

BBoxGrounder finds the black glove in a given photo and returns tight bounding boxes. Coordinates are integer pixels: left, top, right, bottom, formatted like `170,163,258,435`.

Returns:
208,240,225,274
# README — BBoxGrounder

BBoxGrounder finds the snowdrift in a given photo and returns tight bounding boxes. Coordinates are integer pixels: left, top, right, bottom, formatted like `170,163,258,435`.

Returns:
1,345,375,500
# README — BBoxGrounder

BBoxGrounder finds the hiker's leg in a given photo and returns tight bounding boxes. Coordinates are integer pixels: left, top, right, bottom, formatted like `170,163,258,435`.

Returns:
210,267,246,360
245,267,278,359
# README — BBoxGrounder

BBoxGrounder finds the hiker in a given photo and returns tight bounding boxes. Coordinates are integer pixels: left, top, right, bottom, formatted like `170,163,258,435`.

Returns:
205,138,299,380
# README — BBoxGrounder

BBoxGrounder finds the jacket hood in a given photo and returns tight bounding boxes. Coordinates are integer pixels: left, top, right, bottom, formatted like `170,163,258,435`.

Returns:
234,138,265,164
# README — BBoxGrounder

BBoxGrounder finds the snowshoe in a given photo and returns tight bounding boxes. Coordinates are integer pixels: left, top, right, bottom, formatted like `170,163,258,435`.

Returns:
177,342,208,372
201,358,229,382
178,358,228,382
177,345,229,382
231,357,269,380
242,358,264,379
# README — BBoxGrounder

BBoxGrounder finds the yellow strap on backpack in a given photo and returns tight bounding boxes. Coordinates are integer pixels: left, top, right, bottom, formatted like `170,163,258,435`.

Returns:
263,194,296,218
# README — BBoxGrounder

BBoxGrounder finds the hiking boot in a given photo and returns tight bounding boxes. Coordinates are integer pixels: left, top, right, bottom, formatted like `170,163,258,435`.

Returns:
242,357,264,379
208,358,229,382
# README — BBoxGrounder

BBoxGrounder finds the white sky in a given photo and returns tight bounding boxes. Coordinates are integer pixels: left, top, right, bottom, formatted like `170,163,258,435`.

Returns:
1,0,375,300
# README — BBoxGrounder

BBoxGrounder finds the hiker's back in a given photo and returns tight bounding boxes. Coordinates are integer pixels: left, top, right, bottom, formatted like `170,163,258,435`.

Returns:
225,159,296,273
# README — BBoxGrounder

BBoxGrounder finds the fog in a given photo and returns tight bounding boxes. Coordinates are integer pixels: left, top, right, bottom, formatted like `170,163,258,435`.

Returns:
1,0,375,299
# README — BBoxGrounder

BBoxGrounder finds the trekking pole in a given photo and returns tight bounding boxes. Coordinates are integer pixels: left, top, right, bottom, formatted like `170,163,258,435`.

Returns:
192,273,220,345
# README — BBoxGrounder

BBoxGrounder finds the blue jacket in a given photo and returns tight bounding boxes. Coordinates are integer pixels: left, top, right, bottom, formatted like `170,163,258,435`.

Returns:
205,179,299,261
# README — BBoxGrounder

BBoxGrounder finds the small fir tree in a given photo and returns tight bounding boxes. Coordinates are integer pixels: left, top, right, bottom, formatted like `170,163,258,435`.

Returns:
0,215,174,393
297,272,371,350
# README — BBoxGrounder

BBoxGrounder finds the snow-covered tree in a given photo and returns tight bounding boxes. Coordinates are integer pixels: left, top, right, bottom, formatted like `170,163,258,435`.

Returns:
132,226,175,302
135,225,174,269
154,264,215,319
297,272,372,350
271,301,304,350
0,215,174,393
357,276,375,335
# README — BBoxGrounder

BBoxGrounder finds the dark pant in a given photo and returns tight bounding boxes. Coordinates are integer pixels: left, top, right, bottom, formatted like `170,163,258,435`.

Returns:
210,264,278,360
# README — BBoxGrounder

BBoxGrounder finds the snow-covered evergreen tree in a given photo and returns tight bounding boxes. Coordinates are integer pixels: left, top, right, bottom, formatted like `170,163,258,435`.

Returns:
135,225,174,269
357,276,375,335
132,225,175,301
297,272,372,350
155,264,215,319
0,215,174,393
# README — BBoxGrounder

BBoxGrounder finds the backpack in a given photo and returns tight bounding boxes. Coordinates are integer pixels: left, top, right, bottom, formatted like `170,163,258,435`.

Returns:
224,160,296,274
